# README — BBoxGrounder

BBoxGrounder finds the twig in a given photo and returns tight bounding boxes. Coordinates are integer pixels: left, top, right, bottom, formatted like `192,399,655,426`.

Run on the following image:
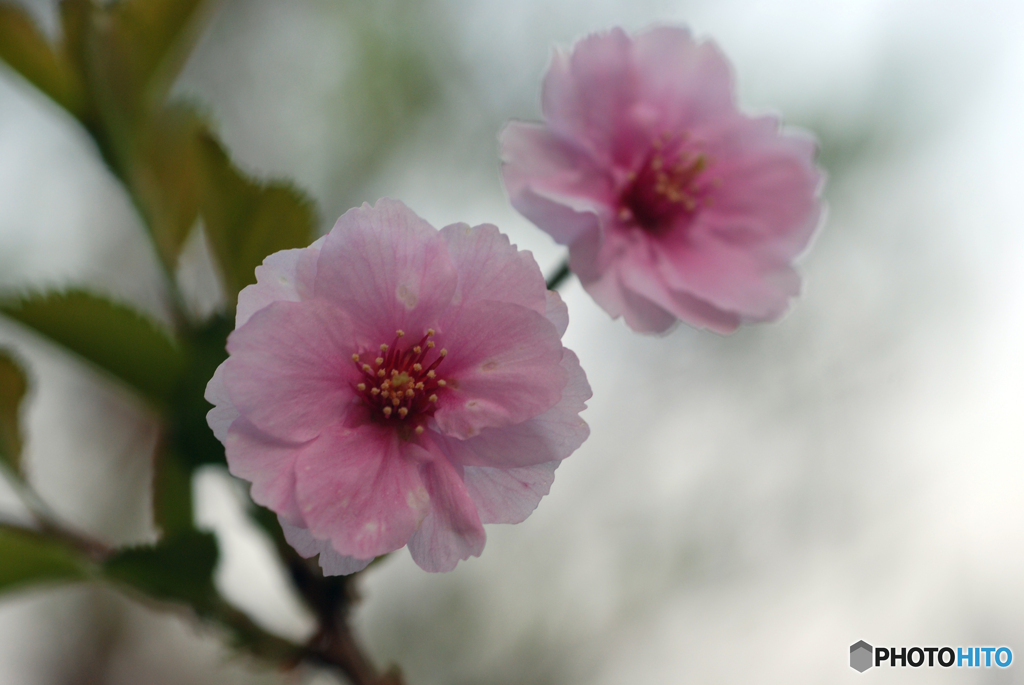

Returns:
546,259,572,291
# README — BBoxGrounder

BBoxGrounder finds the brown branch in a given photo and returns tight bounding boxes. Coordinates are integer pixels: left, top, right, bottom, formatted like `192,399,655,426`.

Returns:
250,507,404,684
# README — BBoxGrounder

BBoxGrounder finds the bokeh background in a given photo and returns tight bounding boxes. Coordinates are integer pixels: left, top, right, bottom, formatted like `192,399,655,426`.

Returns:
2,0,1024,682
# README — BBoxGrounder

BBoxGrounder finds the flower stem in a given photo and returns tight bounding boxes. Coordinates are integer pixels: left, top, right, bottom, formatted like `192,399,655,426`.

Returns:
546,259,572,291
249,507,403,683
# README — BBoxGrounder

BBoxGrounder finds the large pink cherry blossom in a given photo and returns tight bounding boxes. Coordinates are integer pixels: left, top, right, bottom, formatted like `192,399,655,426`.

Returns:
205,199,590,574
501,26,823,334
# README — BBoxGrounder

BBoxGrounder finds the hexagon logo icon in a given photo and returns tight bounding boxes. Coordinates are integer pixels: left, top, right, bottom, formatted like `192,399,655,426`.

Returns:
850,641,873,672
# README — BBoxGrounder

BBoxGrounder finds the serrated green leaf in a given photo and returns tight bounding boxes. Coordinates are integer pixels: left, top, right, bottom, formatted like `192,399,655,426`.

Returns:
0,525,88,594
0,2,85,114
196,134,317,302
0,290,186,406
0,349,27,474
103,530,217,611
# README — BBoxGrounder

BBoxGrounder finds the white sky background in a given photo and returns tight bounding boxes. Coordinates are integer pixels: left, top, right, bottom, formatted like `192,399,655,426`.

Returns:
1,0,1024,683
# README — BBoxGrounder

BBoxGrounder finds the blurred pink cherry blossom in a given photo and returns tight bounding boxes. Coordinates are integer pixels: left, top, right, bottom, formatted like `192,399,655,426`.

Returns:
501,27,824,333
206,199,590,573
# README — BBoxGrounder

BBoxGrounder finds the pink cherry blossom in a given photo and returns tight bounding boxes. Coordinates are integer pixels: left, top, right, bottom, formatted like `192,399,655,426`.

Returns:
501,26,823,334
206,199,591,574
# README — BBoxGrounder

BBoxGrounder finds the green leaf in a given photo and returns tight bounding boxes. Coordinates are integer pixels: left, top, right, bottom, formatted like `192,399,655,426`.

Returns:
103,0,207,103
126,104,206,268
0,2,85,114
170,314,231,470
0,525,88,594
0,290,186,406
75,0,206,123
103,530,217,611
0,349,27,474
152,447,194,537
50,1,211,271
196,134,317,302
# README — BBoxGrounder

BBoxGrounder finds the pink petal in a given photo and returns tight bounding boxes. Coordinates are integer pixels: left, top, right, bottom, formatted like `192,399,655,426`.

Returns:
204,363,239,443
544,290,570,337
314,199,458,344
438,222,547,318
601,236,743,332
278,517,372,576
225,419,306,525
650,229,801,321
564,220,622,289
618,282,687,333
463,461,560,524
500,121,614,245
407,451,485,572
569,229,679,334
433,301,566,438
235,236,325,328
294,423,430,560
436,348,590,468
632,26,736,132
224,299,359,441
638,283,741,334
696,116,823,259
541,28,642,167
505,186,603,248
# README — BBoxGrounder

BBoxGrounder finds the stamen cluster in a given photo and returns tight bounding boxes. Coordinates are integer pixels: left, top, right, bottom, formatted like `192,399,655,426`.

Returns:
619,134,712,233
352,329,448,434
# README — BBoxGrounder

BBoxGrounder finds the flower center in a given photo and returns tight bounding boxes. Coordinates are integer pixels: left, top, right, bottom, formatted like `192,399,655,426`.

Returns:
352,329,448,436
618,134,712,234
